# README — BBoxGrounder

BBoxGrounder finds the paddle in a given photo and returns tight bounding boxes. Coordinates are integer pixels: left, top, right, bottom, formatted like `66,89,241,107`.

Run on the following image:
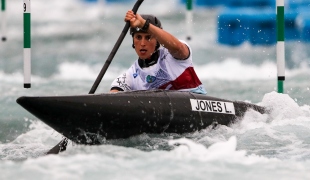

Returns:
89,0,144,94
46,0,144,155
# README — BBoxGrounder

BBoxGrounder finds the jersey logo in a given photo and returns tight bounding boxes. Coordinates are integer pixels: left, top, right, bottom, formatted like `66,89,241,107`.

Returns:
146,75,156,83
133,69,139,78
116,73,131,90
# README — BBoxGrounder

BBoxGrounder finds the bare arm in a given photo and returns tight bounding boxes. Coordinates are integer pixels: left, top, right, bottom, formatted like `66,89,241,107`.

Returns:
147,24,189,60
110,89,119,93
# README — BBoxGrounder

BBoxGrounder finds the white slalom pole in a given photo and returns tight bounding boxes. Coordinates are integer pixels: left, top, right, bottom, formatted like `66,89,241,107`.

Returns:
1,0,6,41
186,0,192,40
276,0,285,93
23,0,31,88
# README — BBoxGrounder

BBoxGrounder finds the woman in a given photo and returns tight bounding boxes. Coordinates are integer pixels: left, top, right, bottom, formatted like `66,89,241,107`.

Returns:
110,10,206,94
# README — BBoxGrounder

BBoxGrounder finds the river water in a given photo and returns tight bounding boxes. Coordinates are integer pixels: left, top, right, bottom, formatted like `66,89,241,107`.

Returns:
0,0,310,179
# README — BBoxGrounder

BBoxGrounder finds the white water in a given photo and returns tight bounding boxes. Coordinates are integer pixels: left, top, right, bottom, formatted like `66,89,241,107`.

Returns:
1,0,310,179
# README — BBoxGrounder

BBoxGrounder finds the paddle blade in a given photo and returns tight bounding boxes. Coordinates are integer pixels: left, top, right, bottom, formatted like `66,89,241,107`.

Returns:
46,138,68,155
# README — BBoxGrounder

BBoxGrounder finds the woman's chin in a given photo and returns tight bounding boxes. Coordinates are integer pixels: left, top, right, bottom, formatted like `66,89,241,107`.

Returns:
139,55,150,59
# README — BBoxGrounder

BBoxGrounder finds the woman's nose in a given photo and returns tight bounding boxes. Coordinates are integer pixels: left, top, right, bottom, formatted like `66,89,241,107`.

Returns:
140,38,146,45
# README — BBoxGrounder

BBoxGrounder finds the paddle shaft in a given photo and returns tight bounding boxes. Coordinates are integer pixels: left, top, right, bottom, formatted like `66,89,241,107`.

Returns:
89,0,144,94
46,0,144,155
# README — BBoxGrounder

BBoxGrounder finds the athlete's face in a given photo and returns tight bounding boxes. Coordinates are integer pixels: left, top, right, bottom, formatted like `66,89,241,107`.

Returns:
133,32,157,60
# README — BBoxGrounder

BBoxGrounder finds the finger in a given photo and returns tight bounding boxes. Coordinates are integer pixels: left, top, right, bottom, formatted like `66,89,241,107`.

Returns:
130,17,136,24
124,10,134,22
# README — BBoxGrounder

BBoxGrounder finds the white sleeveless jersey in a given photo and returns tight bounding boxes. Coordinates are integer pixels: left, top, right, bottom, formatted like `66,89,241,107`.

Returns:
111,41,207,94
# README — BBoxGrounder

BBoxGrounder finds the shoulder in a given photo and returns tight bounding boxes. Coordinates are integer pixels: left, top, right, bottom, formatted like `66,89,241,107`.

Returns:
179,40,191,48
179,40,192,56
161,39,192,61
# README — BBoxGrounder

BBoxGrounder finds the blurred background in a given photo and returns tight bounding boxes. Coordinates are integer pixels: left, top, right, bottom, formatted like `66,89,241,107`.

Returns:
1,0,310,74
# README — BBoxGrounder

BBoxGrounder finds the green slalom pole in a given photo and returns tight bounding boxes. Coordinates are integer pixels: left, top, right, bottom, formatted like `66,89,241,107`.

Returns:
186,0,192,40
1,0,6,41
276,0,285,93
23,0,31,88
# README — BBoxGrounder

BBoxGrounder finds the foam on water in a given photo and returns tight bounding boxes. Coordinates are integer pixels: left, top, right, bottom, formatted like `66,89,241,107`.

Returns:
52,59,310,81
0,120,62,160
230,92,310,161
1,134,310,180
0,71,45,83
2,60,307,82
51,62,126,81
1,0,310,179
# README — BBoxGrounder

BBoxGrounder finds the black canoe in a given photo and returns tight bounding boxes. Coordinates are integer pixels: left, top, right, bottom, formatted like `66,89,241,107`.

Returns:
16,90,266,145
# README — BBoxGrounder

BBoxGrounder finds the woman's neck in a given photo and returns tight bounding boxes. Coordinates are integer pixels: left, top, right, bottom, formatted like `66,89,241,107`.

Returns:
138,50,159,68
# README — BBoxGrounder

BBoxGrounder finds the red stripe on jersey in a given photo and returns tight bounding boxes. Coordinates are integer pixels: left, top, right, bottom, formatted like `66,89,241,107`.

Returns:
159,67,202,90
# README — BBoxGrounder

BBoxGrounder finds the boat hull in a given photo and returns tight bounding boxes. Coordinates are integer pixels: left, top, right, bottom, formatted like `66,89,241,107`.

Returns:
16,90,266,144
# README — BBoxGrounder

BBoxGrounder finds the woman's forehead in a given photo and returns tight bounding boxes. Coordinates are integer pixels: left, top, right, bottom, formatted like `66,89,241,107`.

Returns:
134,32,151,37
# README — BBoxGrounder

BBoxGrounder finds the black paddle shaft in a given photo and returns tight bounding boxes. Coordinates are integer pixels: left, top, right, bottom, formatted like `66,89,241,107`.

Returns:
89,0,144,94
46,0,144,155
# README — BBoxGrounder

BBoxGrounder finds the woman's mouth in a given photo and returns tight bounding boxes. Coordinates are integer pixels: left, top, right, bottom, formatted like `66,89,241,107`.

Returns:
140,49,147,54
